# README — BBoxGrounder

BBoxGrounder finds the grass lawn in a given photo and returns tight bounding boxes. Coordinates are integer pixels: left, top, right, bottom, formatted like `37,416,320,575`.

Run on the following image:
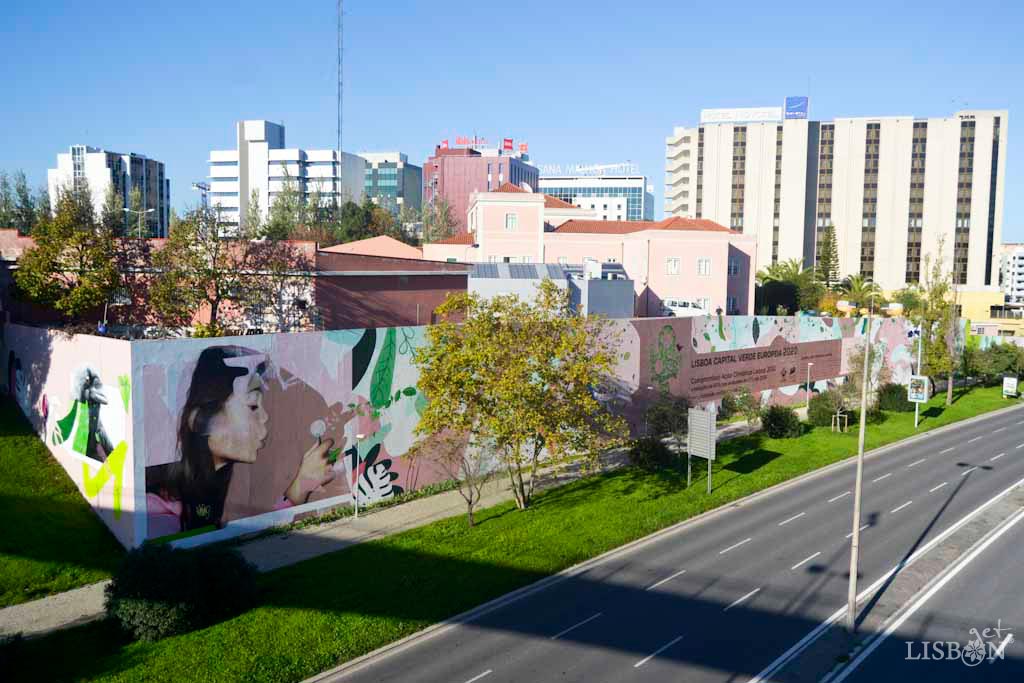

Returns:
4,385,1016,682
0,400,124,609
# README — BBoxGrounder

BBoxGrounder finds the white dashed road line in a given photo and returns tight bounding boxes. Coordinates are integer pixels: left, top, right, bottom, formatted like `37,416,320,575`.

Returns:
890,501,913,514
941,447,955,454
872,473,892,483
828,491,851,503
993,427,1006,433
646,570,686,591
725,588,761,612
961,466,978,476
991,453,1006,461
968,436,983,443
464,670,492,683
778,512,806,526
634,635,685,669
907,458,926,468
846,524,870,539
551,613,602,640
930,482,948,493
719,538,752,555
791,552,821,571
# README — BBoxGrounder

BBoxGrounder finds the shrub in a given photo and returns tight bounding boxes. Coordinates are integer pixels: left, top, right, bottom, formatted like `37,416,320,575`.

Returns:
645,393,689,438
628,436,676,471
760,404,802,439
105,544,258,642
808,390,846,427
877,382,915,412
719,392,738,420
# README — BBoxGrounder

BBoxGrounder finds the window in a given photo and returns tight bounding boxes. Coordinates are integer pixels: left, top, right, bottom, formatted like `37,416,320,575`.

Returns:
697,257,712,276
728,257,739,276
606,257,618,263
488,255,499,263
697,297,711,311
666,257,680,275
504,213,517,231
557,256,568,265
728,296,738,314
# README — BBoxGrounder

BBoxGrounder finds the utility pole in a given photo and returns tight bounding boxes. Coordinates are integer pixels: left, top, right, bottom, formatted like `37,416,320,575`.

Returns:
914,324,923,428
336,0,343,211
847,295,874,630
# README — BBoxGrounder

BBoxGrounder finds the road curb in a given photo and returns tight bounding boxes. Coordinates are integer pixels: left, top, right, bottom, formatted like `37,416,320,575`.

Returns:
306,400,1024,682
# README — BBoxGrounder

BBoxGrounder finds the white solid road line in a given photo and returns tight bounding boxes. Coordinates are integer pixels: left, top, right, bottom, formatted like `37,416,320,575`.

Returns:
961,466,979,476
930,482,949,493
968,436,983,443
719,538,752,555
725,588,762,612
646,569,687,591
778,512,806,526
871,472,892,483
550,612,603,640
828,491,851,503
845,524,869,539
463,670,493,683
746,474,1024,683
831,507,1024,683
907,458,926,468
941,447,955,454
890,501,913,514
791,552,821,571
633,635,684,668
992,453,1007,461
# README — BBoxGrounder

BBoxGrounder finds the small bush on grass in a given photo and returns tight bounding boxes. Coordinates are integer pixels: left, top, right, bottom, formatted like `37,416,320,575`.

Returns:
628,437,676,471
105,544,257,642
760,405,802,439
719,392,738,420
877,382,915,412
808,390,846,427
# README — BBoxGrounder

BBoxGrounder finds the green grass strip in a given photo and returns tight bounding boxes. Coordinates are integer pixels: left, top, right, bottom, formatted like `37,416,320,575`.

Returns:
3,386,1016,682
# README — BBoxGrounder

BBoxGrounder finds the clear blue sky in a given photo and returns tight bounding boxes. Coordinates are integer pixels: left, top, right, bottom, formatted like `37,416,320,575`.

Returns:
2,0,1020,236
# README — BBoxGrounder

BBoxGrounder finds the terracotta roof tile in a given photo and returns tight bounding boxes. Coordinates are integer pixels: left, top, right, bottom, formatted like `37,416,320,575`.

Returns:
495,182,528,193
543,194,577,210
431,231,476,245
552,217,736,235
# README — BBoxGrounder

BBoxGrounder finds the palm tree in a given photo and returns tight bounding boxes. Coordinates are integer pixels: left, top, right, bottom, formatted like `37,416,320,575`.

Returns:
756,258,807,286
839,274,882,309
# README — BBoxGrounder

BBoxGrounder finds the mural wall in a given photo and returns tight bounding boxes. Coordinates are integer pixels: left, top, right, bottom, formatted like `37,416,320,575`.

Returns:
2,324,137,547
4,314,920,548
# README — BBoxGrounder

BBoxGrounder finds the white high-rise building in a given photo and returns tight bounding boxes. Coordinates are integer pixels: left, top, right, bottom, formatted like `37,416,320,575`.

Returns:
208,120,367,229
47,145,170,237
666,106,1008,293
1000,244,1024,304
539,169,654,221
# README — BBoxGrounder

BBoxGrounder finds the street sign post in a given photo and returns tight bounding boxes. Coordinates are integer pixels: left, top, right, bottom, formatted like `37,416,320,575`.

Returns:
907,375,929,404
687,407,717,494
1003,376,1019,399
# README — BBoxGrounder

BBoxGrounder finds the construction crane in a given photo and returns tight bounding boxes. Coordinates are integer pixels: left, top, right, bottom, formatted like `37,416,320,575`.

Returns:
191,182,210,208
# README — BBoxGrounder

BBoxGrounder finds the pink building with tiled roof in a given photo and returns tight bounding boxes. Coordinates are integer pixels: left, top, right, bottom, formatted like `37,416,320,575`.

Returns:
423,184,756,316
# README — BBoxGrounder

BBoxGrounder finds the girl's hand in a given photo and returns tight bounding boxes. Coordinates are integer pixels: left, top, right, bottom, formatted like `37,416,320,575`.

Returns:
285,438,336,505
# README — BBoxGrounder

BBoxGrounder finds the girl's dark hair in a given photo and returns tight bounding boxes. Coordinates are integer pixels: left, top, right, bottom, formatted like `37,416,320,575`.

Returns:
148,346,263,531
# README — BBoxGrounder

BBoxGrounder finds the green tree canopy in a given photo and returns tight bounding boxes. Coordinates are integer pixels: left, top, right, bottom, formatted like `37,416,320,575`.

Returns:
815,225,840,289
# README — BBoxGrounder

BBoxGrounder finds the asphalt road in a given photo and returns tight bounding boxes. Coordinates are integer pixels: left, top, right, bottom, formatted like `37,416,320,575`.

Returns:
838,501,1024,682
323,404,1024,683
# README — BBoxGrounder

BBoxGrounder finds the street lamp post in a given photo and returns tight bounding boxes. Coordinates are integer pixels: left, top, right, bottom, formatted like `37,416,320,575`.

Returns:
914,326,924,429
123,206,155,238
846,295,875,630
806,362,815,409
353,433,365,519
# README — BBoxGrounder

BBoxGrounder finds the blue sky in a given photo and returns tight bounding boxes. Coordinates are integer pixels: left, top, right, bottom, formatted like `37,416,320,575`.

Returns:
2,0,1021,237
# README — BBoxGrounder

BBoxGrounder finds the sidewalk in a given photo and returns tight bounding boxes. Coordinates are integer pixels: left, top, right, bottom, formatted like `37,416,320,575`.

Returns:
0,414,767,639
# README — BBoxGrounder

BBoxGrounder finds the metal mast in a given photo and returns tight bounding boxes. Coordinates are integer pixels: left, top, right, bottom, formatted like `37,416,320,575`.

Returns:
336,0,343,210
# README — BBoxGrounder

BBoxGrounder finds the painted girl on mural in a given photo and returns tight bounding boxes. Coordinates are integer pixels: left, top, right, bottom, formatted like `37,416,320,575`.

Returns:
146,346,337,537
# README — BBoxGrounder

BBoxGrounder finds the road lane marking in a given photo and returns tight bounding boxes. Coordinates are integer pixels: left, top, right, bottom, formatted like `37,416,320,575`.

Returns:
1017,443,1024,449
725,587,761,612
890,501,913,514
830,507,1024,683
464,670,492,683
907,458,926,468
791,552,821,570
646,570,686,591
941,447,955,454
719,538,752,555
992,453,1006,461
968,436,983,443
871,473,892,483
828,491,851,503
634,635,685,668
961,466,978,476
778,512,806,526
845,524,869,539
551,612,602,640
993,427,1006,433
930,482,948,493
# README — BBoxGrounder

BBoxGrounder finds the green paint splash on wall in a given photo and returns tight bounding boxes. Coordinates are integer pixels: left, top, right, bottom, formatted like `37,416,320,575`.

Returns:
82,441,127,518
118,375,131,412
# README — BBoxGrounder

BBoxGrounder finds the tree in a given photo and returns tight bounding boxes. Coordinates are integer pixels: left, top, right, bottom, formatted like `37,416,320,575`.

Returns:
816,225,840,289
756,258,806,286
126,186,148,237
334,199,374,243
645,392,689,452
265,174,304,241
34,185,51,225
14,182,118,317
100,184,125,235
415,280,628,510
891,286,924,319
422,199,458,244
408,431,492,527
733,386,761,427
12,171,36,234
918,240,958,405
0,172,13,228
972,344,1024,385
797,278,825,312
839,274,882,309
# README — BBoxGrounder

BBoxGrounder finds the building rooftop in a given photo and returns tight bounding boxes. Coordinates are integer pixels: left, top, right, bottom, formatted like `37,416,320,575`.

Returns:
320,235,423,260
552,216,736,235
430,231,476,245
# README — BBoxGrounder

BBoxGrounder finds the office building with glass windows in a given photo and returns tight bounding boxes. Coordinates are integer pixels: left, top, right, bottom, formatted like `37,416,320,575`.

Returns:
47,145,169,237
360,152,421,216
666,107,1008,297
538,175,654,222
207,120,366,230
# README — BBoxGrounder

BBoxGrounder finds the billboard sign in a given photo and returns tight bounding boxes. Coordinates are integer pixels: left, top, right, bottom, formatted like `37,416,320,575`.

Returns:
502,138,514,151
519,142,528,153
908,375,929,403
784,96,809,119
1003,376,1018,398
699,106,782,124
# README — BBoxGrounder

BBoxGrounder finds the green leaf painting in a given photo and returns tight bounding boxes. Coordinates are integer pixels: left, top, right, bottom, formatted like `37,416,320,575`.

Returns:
370,328,397,408
752,318,761,344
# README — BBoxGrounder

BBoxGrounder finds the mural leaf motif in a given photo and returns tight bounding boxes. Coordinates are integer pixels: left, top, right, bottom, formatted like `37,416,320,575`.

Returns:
752,318,760,344
370,328,397,408
82,440,127,518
